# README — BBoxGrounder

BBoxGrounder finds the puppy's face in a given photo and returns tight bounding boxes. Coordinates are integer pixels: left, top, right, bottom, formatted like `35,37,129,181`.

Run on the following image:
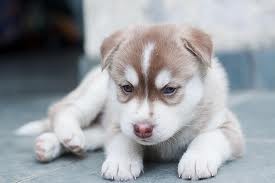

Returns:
101,25,212,145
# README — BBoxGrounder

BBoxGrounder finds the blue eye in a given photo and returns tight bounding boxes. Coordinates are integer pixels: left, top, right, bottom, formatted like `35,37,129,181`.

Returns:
121,84,134,93
162,86,177,95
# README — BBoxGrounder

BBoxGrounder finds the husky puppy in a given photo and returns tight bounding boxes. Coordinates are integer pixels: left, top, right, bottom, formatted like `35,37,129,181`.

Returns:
17,24,244,181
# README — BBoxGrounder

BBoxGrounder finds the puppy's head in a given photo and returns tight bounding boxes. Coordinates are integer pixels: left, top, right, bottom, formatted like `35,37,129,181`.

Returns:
101,25,213,145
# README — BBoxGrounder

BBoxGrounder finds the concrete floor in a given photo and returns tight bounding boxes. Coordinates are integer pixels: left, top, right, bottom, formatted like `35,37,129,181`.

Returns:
1,91,275,183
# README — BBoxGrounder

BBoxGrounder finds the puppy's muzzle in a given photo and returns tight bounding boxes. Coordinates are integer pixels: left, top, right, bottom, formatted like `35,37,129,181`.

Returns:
133,122,154,138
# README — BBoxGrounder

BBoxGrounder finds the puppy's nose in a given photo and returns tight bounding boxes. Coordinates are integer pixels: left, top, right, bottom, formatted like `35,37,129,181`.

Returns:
133,123,153,138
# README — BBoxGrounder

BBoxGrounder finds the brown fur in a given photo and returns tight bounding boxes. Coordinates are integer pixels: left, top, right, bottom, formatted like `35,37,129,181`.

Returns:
100,25,213,107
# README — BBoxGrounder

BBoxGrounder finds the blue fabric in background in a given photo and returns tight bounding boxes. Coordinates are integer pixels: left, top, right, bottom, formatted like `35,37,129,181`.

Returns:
218,49,275,90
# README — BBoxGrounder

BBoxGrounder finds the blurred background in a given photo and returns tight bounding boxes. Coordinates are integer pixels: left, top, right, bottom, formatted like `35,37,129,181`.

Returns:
1,0,275,94
0,0,83,94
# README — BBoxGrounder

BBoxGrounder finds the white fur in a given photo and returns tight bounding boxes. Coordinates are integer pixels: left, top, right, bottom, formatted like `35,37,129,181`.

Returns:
119,98,152,144
141,43,155,75
35,132,64,162
15,119,50,136
178,130,232,180
102,134,143,181
51,66,109,154
52,107,86,154
125,65,139,86
205,109,226,131
72,67,109,127
34,126,106,162
155,69,171,89
149,74,203,144
181,74,204,116
83,124,105,150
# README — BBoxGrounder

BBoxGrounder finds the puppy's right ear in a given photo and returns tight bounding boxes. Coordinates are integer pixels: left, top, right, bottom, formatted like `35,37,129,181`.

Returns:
100,30,124,70
181,27,213,67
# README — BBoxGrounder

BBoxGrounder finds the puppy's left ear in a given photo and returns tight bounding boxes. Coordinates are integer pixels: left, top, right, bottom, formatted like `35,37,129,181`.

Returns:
182,27,213,67
100,30,124,70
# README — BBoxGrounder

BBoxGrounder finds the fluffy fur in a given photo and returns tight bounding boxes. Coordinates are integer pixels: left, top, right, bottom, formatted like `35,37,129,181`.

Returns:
17,24,244,181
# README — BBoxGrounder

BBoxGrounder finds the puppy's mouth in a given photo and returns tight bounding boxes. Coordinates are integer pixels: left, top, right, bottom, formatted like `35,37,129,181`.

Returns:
131,130,175,146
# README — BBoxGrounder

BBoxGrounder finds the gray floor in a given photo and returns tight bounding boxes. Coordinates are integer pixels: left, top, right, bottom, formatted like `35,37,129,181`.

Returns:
1,91,275,183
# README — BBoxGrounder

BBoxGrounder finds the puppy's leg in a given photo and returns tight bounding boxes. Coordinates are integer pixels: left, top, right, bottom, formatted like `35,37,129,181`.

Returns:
178,111,244,180
50,67,109,154
34,132,65,162
34,125,106,162
101,133,143,181
52,109,86,155
84,124,105,151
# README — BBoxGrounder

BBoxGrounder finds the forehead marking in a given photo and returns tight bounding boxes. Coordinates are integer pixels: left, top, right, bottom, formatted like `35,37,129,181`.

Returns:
142,42,155,76
125,65,139,86
155,69,172,89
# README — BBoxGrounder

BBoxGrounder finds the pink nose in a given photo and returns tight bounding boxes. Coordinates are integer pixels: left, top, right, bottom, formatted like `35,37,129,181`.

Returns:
133,123,154,138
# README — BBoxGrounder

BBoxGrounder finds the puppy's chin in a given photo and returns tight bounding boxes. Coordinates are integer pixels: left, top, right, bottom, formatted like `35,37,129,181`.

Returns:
134,138,158,146
132,135,172,146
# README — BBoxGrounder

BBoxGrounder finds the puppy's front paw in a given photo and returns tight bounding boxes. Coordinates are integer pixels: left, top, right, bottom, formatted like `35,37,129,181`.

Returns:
178,151,221,180
56,126,86,155
101,157,143,181
62,132,85,155
35,133,62,162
